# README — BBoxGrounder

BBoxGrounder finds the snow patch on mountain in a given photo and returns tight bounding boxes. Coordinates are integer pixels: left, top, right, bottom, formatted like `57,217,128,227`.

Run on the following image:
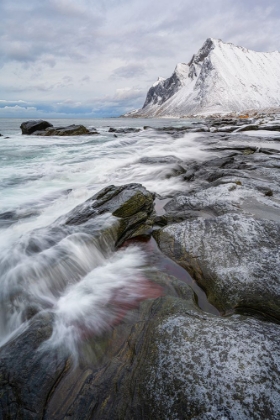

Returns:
131,38,280,117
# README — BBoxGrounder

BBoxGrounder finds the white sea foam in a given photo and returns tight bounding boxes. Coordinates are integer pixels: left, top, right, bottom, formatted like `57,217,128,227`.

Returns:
0,118,207,353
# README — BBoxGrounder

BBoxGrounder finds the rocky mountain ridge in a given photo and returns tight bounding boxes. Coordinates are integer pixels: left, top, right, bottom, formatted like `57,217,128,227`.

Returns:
128,38,280,117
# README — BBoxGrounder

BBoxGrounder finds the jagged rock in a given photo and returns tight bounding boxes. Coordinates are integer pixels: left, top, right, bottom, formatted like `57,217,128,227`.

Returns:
64,183,155,247
20,120,53,134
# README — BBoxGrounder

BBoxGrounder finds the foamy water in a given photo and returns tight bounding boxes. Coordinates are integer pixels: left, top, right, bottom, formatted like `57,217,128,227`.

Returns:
0,117,207,354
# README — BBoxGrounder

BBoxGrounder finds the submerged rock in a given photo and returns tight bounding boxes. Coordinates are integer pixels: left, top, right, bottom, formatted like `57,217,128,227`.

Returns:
108,127,141,133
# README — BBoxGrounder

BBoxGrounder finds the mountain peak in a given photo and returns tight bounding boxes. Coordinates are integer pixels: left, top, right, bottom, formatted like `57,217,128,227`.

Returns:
132,38,280,117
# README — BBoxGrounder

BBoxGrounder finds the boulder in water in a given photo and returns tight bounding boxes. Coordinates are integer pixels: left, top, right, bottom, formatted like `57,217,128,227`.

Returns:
20,120,53,135
20,121,98,136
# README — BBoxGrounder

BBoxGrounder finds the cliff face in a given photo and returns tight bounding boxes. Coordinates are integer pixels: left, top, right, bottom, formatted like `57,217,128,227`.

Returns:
132,38,280,117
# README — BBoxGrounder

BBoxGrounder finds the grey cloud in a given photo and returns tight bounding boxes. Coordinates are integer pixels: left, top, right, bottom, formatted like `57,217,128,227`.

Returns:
0,0,105,65
1,0,280,117
111,64,147,79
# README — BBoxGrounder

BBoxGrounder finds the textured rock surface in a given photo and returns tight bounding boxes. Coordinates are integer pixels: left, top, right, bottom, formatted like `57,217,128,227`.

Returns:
156,214,280,317
1,283,280,419
20,121,98,136
153,129,280,320
20,119,53,134
143,310,280,420
64,183,155,245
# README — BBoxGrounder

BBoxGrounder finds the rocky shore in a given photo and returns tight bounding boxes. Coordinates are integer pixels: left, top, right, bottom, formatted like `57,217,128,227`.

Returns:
1,115,280,419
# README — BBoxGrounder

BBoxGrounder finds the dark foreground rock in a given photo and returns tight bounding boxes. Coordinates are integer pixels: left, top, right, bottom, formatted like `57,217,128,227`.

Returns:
1,270,280,419
20,120,99,136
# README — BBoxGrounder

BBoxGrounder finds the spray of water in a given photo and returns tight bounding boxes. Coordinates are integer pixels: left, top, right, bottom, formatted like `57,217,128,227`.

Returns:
0,123,208,357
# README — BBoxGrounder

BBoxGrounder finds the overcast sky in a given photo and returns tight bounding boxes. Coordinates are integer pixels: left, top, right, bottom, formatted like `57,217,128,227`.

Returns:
1,0,280,118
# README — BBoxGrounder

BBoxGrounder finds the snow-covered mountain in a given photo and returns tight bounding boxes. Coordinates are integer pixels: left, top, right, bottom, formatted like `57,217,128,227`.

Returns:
131,38,280,117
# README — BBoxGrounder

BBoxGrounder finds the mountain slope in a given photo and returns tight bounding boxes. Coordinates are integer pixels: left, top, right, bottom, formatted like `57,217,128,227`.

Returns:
132,38,280,117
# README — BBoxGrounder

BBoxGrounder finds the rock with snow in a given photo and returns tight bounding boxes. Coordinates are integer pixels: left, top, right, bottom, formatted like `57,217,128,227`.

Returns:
132,38,280,117
153,131,280,319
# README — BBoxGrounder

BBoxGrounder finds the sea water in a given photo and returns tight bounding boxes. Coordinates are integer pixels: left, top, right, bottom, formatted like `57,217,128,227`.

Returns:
0,117,208,353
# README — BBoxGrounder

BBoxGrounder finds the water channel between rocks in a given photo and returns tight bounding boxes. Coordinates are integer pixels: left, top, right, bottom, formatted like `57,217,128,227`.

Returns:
134,236,220,316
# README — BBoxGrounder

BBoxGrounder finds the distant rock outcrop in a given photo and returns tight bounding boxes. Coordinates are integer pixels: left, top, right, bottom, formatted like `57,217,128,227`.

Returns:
20,120,53,134
129,38,280,117
20,121,99,136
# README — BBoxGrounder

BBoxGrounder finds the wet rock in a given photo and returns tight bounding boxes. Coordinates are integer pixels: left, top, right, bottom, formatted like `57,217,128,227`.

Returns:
2,125,280,419
165,164,186,179
0,312,68,420
153,129,280,320
139,156,182,165
38,124,92,136
3,265,280,420
234,124,259,132
259,123,280,131
20,120,98,136
64,183,155,246
156,126,189,133
141,307,280,420
20,120,53,135
108,127,141,133
216,125,239,132
265,189,273,197
155,211,280,319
